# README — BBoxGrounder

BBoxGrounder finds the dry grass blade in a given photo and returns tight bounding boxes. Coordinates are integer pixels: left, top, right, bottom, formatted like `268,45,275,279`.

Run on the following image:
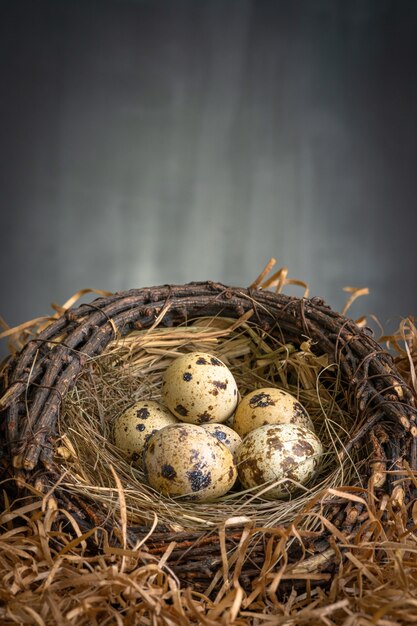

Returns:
341,287,370,317
381,317,417,394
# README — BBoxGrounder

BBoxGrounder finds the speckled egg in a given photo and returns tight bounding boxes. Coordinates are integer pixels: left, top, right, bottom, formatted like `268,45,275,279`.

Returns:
233,387,314,438
143,423,237,501
161,352,238,424
236,423,323,499
201,423,242,456
112,400,178,466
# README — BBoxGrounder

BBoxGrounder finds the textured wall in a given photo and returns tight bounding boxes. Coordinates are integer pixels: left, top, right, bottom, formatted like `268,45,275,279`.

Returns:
1,0,416,350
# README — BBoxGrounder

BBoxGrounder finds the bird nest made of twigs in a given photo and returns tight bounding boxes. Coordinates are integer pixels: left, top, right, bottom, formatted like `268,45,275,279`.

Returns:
1,267,417,597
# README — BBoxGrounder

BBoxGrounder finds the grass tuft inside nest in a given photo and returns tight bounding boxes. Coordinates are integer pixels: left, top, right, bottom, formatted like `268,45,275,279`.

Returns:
58,315,367,532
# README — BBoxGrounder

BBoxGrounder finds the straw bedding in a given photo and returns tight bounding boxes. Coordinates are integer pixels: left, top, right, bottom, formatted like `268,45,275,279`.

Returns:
1,267,417,624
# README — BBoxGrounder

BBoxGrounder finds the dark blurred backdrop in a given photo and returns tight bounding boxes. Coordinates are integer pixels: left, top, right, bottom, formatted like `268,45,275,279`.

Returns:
1,0,417,348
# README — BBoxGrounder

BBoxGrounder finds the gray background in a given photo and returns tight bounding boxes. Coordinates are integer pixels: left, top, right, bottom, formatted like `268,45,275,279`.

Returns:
1,0,417,350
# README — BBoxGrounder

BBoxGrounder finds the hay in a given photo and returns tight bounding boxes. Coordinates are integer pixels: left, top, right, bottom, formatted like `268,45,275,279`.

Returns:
381,317,417,396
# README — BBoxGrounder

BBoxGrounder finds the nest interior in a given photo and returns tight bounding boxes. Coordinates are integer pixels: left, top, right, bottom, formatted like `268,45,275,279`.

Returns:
1,281,417,594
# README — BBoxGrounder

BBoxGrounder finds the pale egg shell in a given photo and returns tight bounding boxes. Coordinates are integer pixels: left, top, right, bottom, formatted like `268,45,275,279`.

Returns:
236,423,323,499
162,352,238,424
112,400,178,466
233,387,314,438
201,423,242,456
143,423,237,501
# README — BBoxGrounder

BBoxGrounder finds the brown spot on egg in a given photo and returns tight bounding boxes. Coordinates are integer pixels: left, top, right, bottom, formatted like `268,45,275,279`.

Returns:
178,427,189,441
266,435,284,451
175,404,188,417
197,411,212,423
210,357,223,366
186,469,212,491
161,464,177,480
183,372,192,382
295,426,306,437
212,380,227,390
240,457,265,485
136,408,150,420
292,440,315,456
249,392,275,408
196,357,208,365
285,469,298,481
190,449,199,461
293,402,308,419
282,456,296,471
136,423,146,432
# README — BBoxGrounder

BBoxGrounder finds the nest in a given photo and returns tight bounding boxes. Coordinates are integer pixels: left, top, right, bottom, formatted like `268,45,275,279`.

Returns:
1,278,417,598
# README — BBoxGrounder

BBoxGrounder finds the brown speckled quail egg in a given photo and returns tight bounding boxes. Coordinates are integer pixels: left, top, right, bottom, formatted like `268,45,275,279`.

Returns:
233,387,314,438
162,352,238,424
112,400,178,466
143,423,237,501
201,423,242,456
236,423,323,499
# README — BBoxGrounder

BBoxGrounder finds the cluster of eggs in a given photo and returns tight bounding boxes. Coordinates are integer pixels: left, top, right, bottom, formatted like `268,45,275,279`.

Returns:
112,351,323,502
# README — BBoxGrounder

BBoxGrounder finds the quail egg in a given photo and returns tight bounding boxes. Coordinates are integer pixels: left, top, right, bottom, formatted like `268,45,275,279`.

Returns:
112,400,178,466
201,423,242,456
162,351,238,424
143,423,237,501
233,387,314,438
236,423,323,498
